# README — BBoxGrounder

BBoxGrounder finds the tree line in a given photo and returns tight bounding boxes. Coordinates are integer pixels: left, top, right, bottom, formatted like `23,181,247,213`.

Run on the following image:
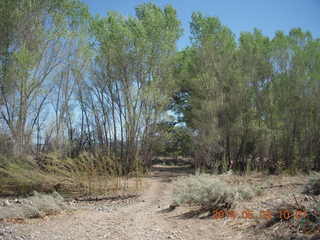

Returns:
172,13,320,173
0,0,319,174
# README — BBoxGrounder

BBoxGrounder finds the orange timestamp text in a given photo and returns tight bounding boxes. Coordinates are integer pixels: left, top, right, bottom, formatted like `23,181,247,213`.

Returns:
212,209,310,220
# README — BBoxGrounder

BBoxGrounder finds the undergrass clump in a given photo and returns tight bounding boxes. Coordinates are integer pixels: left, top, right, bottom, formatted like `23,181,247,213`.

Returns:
235,184,257,200
0,191,66,220
172,174,258,212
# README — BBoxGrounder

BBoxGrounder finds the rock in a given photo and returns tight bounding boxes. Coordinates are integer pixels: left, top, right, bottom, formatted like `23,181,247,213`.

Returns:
168,203,179,211
3,200,11,207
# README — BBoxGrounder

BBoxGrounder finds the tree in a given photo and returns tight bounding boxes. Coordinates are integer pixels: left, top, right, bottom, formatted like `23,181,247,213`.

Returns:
0,0,90,155
89,3,182,172
171,14,320,173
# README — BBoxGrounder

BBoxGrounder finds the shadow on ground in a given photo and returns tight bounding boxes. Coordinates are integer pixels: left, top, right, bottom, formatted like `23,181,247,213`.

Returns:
149,157,195,179
150,165,194,179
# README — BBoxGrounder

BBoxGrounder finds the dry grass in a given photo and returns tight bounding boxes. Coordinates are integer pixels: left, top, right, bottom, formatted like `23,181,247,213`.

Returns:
214,173,317,239
169,172,317,239
0,155,59,196
0,152,144,197
0,191,66,220
172,174,260,215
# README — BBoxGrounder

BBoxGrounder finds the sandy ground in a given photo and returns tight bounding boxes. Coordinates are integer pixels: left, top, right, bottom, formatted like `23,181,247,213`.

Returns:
1,165,313,240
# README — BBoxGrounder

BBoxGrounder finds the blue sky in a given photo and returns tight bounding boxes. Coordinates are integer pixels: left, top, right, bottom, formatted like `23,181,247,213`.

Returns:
82,0,320,50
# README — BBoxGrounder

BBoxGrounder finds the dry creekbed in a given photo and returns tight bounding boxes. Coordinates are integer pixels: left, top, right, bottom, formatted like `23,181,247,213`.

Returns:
0,166,317,240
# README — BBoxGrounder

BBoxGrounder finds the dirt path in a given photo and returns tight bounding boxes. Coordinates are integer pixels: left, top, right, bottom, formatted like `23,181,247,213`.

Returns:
11,166,254,240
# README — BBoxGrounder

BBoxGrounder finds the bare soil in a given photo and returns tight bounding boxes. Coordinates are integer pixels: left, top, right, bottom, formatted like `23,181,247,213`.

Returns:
0,165,316,240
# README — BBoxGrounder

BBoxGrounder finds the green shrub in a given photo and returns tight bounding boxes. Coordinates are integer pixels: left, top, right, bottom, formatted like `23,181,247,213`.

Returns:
172,174,258,211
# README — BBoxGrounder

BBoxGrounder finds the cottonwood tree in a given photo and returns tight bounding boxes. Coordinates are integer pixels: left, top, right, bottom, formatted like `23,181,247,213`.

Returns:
0,0,89,155
88,3,182,172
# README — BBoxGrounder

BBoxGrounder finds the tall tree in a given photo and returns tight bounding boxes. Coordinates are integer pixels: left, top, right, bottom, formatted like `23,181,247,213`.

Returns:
89,3,182,171
0,0,89,154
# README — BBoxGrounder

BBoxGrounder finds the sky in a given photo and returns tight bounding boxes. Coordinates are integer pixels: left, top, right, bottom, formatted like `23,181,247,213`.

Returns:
81,0,320,50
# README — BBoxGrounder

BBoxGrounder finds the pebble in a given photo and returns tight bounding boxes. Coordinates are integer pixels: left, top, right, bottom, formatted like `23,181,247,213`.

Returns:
0,224,29,240
3,200,11,207
75,196,141,213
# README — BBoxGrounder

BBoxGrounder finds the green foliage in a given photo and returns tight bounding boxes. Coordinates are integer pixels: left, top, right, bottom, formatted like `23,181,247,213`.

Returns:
152,122,193,157
171,12,320,173
0,0,320,196
89,3,182,170
0,0,91,155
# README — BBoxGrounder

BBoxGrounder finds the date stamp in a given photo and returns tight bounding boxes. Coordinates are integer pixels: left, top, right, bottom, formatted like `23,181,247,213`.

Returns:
212,209,309,220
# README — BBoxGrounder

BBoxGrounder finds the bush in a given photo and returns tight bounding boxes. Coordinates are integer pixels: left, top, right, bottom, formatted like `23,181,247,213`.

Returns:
235,185,256,200
172,174,257,211
27,191,66,213
0,191,66,220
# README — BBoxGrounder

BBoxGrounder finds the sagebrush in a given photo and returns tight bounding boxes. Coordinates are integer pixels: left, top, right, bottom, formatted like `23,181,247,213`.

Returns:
0,191,66,219
172,174,258,211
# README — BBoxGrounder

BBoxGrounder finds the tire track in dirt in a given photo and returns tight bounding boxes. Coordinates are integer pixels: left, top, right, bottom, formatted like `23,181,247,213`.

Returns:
13,166,254,240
